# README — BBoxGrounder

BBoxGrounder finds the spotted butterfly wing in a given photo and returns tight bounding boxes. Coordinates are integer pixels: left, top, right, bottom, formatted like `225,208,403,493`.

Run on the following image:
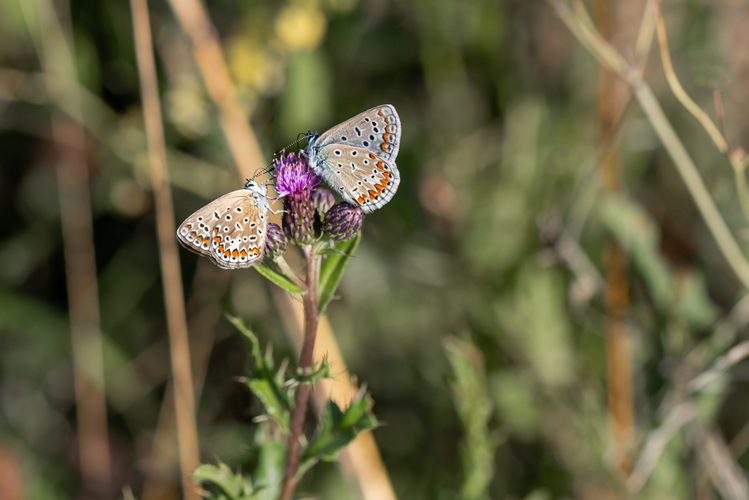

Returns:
305,104,401,214
176,180,269,269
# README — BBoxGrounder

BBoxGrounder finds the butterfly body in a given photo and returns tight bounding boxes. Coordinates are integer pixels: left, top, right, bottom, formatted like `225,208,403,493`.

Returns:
304,104,401,214
177,179,270,269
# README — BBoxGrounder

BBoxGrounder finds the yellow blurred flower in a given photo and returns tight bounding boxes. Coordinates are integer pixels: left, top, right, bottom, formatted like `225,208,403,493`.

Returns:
230,38,273,90
165,79,210,138
275,4,327,52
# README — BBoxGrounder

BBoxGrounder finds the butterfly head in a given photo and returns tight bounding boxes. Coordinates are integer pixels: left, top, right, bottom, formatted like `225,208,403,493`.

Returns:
244,178,267,196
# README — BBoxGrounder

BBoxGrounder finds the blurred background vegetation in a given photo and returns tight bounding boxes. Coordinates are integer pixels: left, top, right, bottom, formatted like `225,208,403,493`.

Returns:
3,0,749,499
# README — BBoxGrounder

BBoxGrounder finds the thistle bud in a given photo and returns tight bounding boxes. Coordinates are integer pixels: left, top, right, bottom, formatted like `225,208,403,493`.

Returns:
322,202,364,241
264,223,287,259
311,188,336,217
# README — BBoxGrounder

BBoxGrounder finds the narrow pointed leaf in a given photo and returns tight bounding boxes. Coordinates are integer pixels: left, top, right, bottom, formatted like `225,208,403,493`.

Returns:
193,463,257,500
254,263,305,295
228,316,292,431
318,233,361,314
298,393,377,478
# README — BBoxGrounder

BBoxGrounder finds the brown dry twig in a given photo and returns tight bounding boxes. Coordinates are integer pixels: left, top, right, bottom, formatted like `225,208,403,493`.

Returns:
130,0,201,498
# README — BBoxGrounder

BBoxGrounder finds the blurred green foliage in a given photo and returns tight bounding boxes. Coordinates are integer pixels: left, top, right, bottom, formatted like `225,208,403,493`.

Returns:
2,0,749,499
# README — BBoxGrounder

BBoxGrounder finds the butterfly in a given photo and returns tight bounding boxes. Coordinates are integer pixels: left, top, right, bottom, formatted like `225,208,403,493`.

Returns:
303,104,401,214
176,178,273,269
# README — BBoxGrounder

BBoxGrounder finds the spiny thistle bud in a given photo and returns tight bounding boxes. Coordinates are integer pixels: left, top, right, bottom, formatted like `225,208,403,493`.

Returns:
322,202,364,241
273,152,321,245
264,222,287,259
311,188,336,218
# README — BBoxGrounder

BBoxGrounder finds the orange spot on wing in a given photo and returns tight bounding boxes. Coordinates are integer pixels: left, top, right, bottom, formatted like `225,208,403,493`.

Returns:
383,134,391,143
240,250,247,259
368,190,377,199
386,124,396,133
369,153,377,160
383,171,391,179
357,196,366,204
376,161,385,170
232,250,239,259
213,237,221,244
380,143,389,152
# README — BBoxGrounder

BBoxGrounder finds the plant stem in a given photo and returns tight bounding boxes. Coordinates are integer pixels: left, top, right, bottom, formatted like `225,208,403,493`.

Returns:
279,246,321,500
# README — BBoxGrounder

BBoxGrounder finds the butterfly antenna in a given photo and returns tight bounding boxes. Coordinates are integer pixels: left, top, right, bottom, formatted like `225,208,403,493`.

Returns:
251,162,276,180
274,132,314,156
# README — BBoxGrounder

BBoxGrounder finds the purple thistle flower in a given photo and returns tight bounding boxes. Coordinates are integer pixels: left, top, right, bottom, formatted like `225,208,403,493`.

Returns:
273,152,321,245
322,202,364,241
274,152,321,197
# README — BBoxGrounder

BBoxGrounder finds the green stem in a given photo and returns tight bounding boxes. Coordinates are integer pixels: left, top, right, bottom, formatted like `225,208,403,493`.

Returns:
279,245,321,500
274,255,306,290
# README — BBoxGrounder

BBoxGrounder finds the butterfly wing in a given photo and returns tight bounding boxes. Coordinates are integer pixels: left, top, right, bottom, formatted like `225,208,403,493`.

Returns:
315,104,401,162
176,189,268,269
315,145,400,214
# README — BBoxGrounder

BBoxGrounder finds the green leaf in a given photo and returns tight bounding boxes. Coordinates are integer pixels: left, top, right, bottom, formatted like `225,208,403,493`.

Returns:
318,233,361,314
193,463,257,500
597,195,718,329
254,263,305,295
445,337,499,500
228,316,292,432
252,422,286,500
298,389,377,479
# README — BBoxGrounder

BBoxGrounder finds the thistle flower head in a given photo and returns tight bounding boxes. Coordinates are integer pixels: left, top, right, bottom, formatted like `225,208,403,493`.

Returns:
273,152,321,245
274,152,321,197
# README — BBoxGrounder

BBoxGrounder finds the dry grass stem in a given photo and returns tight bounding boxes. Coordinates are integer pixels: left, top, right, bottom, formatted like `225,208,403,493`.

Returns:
166,0,262,180
552,0,749,290
28,0,112,494
653,1,728,153
130,0,200,498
